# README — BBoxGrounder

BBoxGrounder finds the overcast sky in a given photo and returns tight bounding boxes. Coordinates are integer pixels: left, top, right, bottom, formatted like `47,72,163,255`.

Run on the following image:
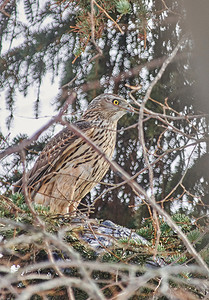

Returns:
0,74,61,139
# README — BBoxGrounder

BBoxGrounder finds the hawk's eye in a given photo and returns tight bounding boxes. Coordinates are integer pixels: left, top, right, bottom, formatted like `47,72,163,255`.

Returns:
113,99,120,105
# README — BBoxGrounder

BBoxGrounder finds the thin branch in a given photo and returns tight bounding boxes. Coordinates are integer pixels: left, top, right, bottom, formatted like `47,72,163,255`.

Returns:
0,0,13,17
0,93,77,160
62,51,186,89
93,0,124,34
20,150,45,228
137,35,186,264
89,0,103,62
62,100,208,273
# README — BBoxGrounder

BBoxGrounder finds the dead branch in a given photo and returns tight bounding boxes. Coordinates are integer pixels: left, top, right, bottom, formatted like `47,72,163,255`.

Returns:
0,94,77,160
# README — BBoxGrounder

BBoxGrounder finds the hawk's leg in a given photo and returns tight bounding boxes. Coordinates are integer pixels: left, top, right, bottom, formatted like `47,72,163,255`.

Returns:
34,179,77,215
48,173,79,215
49,184,76,215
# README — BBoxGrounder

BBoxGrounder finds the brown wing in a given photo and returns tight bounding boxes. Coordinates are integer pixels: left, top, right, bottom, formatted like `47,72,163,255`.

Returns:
14,120,92,194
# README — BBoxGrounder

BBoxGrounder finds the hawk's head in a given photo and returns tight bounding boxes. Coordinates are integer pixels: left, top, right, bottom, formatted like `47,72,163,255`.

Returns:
84,93,133,121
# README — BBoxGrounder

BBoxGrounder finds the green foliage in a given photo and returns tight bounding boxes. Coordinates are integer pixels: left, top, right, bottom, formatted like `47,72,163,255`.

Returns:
11,192,29,212
115,0,131,14
187,229,202,244
201,248,209,265
136,213,205,260
169,253,187,264
0,199,207,299
172,213,192,232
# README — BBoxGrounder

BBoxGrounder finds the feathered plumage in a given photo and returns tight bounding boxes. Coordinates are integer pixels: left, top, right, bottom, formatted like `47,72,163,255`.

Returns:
14,93,132,214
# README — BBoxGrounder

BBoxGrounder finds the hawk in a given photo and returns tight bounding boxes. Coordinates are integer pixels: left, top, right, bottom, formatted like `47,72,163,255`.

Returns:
14,93,132,214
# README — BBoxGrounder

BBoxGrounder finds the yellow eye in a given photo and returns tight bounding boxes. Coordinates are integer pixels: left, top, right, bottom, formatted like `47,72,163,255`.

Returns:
113,99,119,105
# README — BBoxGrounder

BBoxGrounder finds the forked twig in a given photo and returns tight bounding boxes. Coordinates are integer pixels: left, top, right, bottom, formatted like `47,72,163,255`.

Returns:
93,0,124,34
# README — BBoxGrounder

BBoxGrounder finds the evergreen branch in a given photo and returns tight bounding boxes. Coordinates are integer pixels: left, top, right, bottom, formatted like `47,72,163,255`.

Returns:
61,119,209,273
0,217,208,299
0,93,77,160
89,0,103,62
137,37,186,259
62,52,186,90
93,0,124,34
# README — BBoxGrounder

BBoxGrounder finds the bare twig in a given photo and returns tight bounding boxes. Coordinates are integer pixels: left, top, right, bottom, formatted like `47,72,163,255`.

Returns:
58,121,208,272
93,0,124,34
61,51,186,90
0,93,77,160
0,218,208,299
0,0,13,17
137,35,185,263
20,150,45,228
89,0,103,62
